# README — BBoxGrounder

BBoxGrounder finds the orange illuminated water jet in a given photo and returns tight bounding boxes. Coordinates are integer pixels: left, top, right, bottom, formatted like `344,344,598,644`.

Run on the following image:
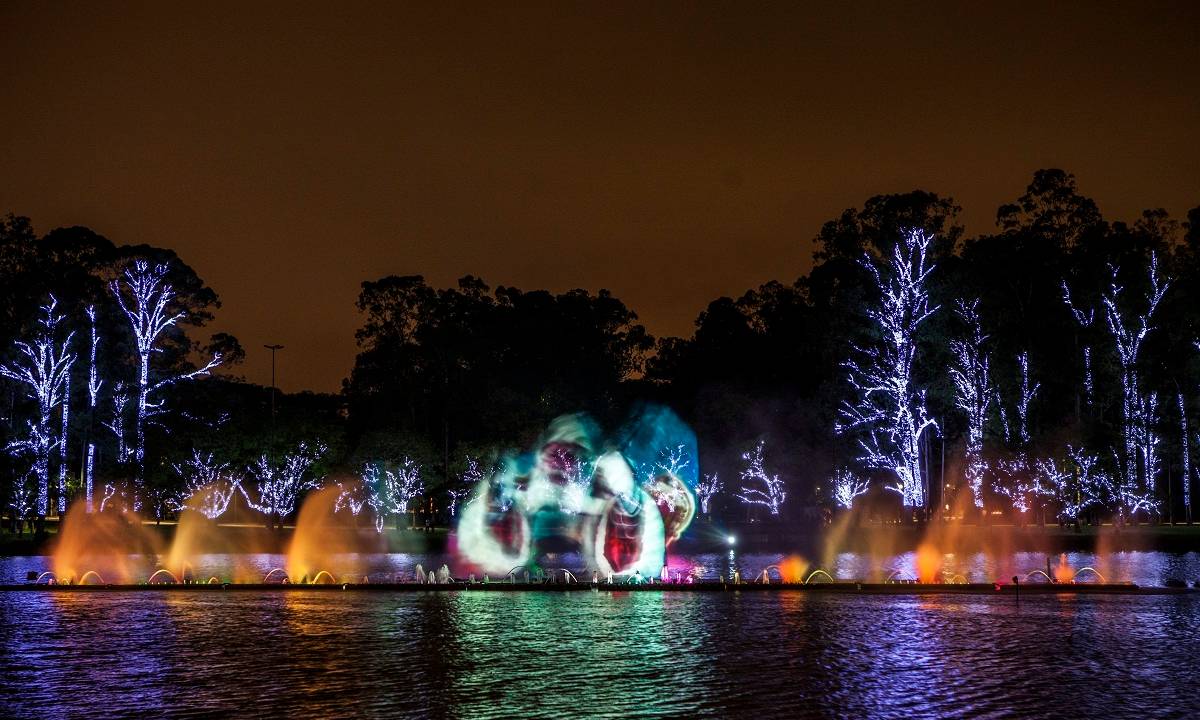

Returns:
778,555,809,583
914,542,941,584
286,486,383,582
1053,553,1074,583
53,503,163,584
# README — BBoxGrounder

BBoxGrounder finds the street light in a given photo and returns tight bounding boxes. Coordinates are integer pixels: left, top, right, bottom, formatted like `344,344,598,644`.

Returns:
264,344,284,421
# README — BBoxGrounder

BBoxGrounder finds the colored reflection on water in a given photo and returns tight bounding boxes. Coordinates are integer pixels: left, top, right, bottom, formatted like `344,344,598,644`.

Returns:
3,588,1199,718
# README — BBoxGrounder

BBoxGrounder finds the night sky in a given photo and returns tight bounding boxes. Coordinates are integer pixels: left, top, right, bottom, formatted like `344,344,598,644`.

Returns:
1,2,1196,392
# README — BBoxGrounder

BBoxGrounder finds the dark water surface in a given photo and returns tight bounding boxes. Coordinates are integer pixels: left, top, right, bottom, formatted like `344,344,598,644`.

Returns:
2,586,1200,719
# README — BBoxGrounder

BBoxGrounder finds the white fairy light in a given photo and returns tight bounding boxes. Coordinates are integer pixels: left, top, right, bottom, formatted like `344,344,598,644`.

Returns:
837,228,939,510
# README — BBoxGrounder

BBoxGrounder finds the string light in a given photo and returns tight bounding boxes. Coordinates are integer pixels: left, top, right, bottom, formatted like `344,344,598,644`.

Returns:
735,440,786,515
7,472,35,520
949,299,992,508
695,473,721,515
831,468,869,510
364,457,424,530
640,444,692,512
1100,254,1169,518
111,260,222,507
171,450,242,519
1061,280,1096,405
837,228,939,510
84,306,102,512
0,297,76,517
1015,352,1039,445
241,441,327,520
1180,392,1192,520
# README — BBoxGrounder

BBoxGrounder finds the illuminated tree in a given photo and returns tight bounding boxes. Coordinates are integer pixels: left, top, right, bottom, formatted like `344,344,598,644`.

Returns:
640,444,692,512
695,473,721,515
649,444,689,479
1100,254,1169,516
55,373,70,514
0,298,76,517
831,468,869,510
447,486,470,518
1014,352,1039,445
837,228,939,512
83,306,102,511
171,450,242,519
8,472,35,526
1139,392,1163,502
1180,392,1192,523
1042,446,1156,521
735,440,786,515
1061,281,1097,405
365,457,424,530
948,299,992,509
242,441,326,529
104,381,131,462
992,457,1051,516
991,353,1042,516
334,477,381,530
110,260,222,506
1028,454,1082,521
447,456,485,517
99,483,118,513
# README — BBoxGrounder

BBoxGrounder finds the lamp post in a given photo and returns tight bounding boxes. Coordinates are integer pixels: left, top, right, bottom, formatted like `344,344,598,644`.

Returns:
262,344,284,530
264,344,284,422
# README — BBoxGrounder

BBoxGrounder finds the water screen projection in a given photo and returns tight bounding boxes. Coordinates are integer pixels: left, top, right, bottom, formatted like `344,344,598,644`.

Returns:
455,406,697,577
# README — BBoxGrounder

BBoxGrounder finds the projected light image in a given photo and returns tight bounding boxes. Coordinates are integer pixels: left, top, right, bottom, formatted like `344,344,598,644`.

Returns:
456,408,697,577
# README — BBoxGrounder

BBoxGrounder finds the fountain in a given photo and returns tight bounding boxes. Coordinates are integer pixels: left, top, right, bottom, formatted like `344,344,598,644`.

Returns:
914,542,942,584
9,470,1186,595
147,569,180,584
53,503,163,585
285,485,383,584
1071,567,1106,583
804,569,834,584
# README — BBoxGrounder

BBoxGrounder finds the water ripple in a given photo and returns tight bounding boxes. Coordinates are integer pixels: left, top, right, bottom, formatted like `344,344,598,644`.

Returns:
2,589,1199,718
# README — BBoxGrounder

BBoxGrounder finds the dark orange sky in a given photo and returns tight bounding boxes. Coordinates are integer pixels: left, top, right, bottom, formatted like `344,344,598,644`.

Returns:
2,2,1197,392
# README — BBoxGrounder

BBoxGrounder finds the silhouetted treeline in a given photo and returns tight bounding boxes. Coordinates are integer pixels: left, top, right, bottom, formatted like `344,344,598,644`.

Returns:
344,169,1200,521
3,168,1199,524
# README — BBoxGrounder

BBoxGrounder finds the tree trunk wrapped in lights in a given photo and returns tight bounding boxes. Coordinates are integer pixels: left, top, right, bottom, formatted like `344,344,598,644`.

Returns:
695,473,721,515
110,260,222,509
1099,254,1168,519
83,305,102,512
837,228,939,515
831,468,869,510
0,297,76,517
949,299,993,510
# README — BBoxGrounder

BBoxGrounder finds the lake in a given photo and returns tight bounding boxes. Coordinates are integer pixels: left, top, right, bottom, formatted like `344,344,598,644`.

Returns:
2,552,1199,718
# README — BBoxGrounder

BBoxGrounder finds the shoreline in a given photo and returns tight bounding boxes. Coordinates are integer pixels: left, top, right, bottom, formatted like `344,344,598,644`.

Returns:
1,580,1195,595
6,520,1200,557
